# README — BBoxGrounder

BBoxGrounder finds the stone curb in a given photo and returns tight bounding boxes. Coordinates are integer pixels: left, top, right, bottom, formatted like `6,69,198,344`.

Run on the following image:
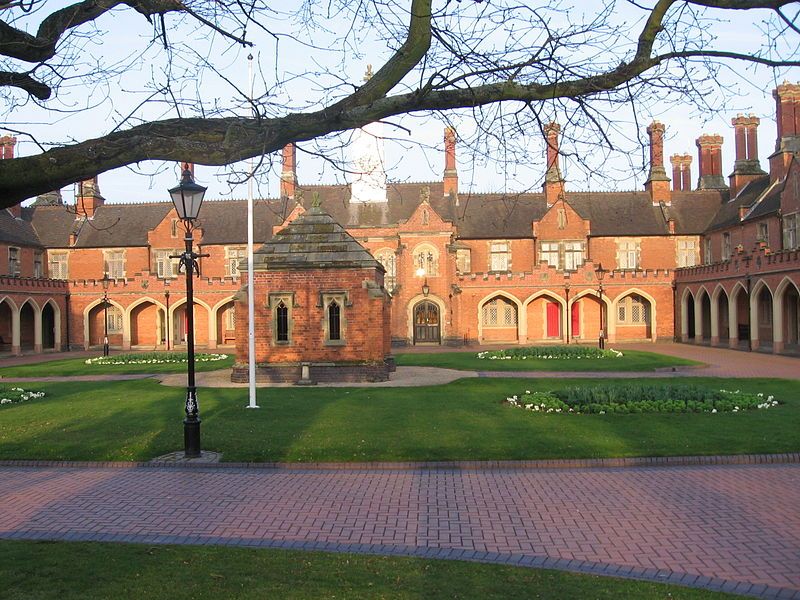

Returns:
0,530,796,599
1,452,798,472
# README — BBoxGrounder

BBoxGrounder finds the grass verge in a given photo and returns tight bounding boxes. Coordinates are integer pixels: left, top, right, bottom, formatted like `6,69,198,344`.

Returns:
395,349,701,372
0,540,739,600
0,377,796,462
0,353,235,376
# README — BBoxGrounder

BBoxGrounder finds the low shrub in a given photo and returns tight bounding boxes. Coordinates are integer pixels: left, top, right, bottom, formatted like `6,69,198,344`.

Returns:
85,352,228,366
506,384,779,415
0,386,45,407
477,346,622,360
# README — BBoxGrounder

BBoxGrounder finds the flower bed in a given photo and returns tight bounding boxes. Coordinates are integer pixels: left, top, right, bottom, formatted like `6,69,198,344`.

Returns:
478,346,623,360
0,387,45,407
85,352,228,366
506,384,779,415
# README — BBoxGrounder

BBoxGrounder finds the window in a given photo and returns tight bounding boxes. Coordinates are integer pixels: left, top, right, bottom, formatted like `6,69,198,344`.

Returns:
276,301,289,342
154,249,180,279
677,239,697,268
269,293,293,344
7,247,19,276
759,295,772,325
225,246,247,277
455,248,471,273
413,245,438,276
539,242,559,267
564,241,584,271
490,241,510,271
328,300,341,340
48,252,68,280
225,306,236,330
104,250,126,279
722,233,731,261
757,222,769,245
33,251,43,278
171,219,181,238
374,249,397,290
784,213,798,250
616,240,639,270
481,297,518,327
106,305,123,334
704,239,713,264
321,292,346,345
617,295,650,325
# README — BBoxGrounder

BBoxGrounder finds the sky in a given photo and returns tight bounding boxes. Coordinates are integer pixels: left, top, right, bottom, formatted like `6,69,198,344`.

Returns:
5,1,799,206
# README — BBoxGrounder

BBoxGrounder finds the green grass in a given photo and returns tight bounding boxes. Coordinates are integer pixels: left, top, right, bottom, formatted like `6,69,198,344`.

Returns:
0,540,739,600
0,377,797,462
396,349,701,372
0,353,235,376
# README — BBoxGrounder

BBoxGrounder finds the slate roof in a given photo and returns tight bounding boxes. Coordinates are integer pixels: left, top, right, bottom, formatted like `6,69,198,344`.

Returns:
0,209,42,247
253,206,382,271
747,180,782,221
705,177,771,232
15,180,734,248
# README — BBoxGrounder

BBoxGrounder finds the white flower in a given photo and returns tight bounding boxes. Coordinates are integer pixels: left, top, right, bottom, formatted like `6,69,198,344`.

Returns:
711,409,717,413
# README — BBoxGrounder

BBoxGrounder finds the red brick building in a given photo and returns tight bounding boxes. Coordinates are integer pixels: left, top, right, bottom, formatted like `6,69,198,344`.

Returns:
0,83,798,359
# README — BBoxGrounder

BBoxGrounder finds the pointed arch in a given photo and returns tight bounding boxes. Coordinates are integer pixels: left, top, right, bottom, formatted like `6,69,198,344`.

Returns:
750,279,774,349
125,296,165,349
613,287,658,342
212,295,237,347
83,297,125,350
478,290,522,343
680,287,695,341
0,295,18,353
18,297,40,352
567,289,613,344
522,290,565,343
41,298,61,351
406,293,446,344
169,296,212,348
773,277,800,352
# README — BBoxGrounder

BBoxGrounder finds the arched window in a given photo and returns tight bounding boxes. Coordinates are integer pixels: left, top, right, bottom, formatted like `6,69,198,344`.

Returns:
617,294,651,325
328,300,341,340
276,301,289,342
482,297,518,327
374,248,397,291
413,244,438,276
106,305,123,333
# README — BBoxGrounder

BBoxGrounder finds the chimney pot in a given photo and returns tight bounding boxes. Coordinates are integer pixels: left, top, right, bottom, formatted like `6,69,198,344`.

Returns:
443,126,458,198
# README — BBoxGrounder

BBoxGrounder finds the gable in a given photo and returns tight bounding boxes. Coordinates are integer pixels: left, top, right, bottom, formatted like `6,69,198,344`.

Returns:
533,198,589,240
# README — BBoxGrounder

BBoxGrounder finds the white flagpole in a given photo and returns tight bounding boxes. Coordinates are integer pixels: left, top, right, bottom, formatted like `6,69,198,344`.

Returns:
246,52,259,409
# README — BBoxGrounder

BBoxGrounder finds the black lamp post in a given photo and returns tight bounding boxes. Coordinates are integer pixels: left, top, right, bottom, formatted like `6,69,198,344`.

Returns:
101,274,110,356
595,263,608,349
168,164,207,459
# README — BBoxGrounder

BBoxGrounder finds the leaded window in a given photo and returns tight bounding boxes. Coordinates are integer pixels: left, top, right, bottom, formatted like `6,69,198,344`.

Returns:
48,252,68,280
7,247,19,276
106,305,123,333
328,300,341,340
154,249,180,279
104,250,126,279
490,241,510,271
33,251,43,278
616,240,639,270
374,249,397,290
226,246,247,277
616,295,650,325
276,301,289,342
482,297,518,327
456,248,471,273
784,213,798,250
722,233,732,261
677,239,697,268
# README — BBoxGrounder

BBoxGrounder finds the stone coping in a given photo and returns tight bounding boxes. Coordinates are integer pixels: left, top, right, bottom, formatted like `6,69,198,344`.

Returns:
2,452,797,472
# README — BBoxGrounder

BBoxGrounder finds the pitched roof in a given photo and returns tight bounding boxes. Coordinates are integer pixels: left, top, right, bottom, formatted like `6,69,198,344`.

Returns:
254,206,382,271
75,203,173,247
0,209,42,247
704,177,771,232
746,180,782,221
24,205,80,248
669,190,728,235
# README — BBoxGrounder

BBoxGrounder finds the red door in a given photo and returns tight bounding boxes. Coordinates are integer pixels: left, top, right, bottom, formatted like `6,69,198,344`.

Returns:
546,302,560,338
571,303,580,337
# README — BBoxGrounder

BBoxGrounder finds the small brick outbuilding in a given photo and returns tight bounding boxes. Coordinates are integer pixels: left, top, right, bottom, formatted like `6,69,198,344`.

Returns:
231,205,393,383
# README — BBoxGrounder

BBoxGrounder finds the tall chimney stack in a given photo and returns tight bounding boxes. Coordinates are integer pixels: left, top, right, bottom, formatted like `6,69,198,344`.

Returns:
696,134,728,190
670,153,693,192
280,143,297,199
769,81,800,182
645,121,671,205
443,126,458,199
543,122,565,207
76,176,105,218
729,114,766,196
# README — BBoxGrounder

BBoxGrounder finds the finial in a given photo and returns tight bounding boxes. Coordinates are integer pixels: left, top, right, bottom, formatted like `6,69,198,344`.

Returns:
311,191,321,208
295,188,304,206
364,64,374,82
420,186,430,204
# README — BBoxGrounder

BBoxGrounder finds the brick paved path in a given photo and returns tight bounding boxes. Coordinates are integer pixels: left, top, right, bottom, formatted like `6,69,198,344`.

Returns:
1,463,798,598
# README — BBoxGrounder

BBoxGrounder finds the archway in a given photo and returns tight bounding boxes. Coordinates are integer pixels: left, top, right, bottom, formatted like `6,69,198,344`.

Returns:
753,283,774,350
129,300,160,348
216,300,237,346
0,298,14,352
683,290,695,340
171,298,211,348
775,278,800,353
730,284,750,348
19,300,36,351
480,293,520,343
699,289,712,342
715,287,730,344
524,292,563,342
614,291,653,341
42,302,56,350
413,300,441,344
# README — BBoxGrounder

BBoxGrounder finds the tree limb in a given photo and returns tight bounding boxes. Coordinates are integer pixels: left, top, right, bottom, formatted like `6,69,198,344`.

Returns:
0,69,51,99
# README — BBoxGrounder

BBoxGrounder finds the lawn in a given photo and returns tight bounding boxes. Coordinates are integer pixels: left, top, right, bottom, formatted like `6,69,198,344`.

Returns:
396,349,701,372
0,352,235,377
0,540,739,600
0,377,797,462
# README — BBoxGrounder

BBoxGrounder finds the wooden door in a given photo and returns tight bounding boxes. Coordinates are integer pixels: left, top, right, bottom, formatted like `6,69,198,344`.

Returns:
546,302,560,338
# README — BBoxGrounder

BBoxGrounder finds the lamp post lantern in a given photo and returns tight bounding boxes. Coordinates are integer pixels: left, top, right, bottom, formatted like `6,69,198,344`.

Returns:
168,164,207,459
595,263,608,349
101,273,110,357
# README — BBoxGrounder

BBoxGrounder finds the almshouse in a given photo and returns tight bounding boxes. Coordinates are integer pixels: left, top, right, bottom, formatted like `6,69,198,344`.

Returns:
0,83,798,358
